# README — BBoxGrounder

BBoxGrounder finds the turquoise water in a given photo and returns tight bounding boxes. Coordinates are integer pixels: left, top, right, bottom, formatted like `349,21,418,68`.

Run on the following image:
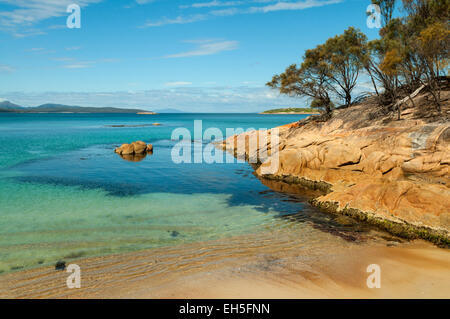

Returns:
0,113,373,273
0,113,311,272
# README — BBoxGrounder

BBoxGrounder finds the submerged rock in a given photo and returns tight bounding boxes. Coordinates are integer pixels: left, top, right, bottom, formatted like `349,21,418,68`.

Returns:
55,261,66,271
169,230,180,237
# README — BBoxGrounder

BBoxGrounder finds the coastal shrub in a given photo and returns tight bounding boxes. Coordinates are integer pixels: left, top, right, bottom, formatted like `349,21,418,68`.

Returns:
268,0,449,118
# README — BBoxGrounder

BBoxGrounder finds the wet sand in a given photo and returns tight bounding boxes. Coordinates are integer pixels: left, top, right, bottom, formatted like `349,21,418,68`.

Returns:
1,228,449,299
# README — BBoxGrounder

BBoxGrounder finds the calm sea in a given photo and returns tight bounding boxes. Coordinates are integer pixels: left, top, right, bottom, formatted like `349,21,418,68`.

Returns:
0,113,381,273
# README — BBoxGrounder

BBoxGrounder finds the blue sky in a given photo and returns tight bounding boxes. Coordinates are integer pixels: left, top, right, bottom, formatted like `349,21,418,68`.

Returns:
0,0,381,112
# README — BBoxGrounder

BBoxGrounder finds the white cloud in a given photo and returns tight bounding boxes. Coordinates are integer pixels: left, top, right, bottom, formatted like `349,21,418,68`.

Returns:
0,0,102,36
11,28,46,37
165,40,238,58
0,64,15,73
55,57,118,69
145,0,342,27
47,24,67,30
135,0,156,4
164,82,193,87
251,0,342,13
181,0,276,9
98,58,120,63
52,57,74,62
0,86,303,112
62,62,93,69
65,46,82,51
142,14,208,27
27,47,45,52
181,1,245,9
25,47,56,54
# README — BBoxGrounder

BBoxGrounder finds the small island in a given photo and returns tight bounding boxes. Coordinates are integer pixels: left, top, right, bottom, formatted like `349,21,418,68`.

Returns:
260,107,320,115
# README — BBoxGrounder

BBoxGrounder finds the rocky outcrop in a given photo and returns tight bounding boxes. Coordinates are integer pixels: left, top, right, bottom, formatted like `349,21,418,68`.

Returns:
115,141,153,155
220,91,450,245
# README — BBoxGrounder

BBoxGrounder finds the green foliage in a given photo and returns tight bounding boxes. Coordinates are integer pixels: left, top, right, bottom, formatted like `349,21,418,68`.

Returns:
267,27,367,112
267,61,333,114
310,98,335,110
320,27,368,107
268,0,449,116
380,48,403,76
364,0,449,109
371,0,397,27
417,21,450,74
402,0,450,31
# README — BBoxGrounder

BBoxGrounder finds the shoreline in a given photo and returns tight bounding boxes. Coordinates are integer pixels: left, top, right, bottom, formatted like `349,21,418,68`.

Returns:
259,112,320,115
1,231,449,298
260,173,450,246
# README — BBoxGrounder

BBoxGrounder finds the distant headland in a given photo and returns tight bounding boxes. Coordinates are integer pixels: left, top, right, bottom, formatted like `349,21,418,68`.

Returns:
260,107,320,115
0,101,154,114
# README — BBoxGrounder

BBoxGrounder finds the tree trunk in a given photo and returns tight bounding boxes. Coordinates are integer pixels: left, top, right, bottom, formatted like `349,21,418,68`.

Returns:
345,92,352,108
366,66,379,96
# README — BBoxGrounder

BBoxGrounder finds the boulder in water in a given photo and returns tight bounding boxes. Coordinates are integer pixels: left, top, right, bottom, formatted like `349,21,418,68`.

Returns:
115,141,153,157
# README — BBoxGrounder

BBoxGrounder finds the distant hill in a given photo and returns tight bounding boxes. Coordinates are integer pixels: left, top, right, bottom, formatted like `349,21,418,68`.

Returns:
260,107,319,114
0,101,25,110
0,101,150,113
154,108,184,113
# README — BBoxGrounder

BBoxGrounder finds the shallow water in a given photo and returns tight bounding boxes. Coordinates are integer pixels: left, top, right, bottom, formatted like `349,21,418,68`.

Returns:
0,113,392,273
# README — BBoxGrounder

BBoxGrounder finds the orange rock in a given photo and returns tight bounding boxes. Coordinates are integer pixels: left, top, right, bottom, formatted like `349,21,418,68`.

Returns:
132,141,147,154
219,99,450,238
119,144,133,155
114,141,152,156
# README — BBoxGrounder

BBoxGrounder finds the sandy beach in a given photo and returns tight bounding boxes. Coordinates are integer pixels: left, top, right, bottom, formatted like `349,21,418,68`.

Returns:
1,229,448,299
